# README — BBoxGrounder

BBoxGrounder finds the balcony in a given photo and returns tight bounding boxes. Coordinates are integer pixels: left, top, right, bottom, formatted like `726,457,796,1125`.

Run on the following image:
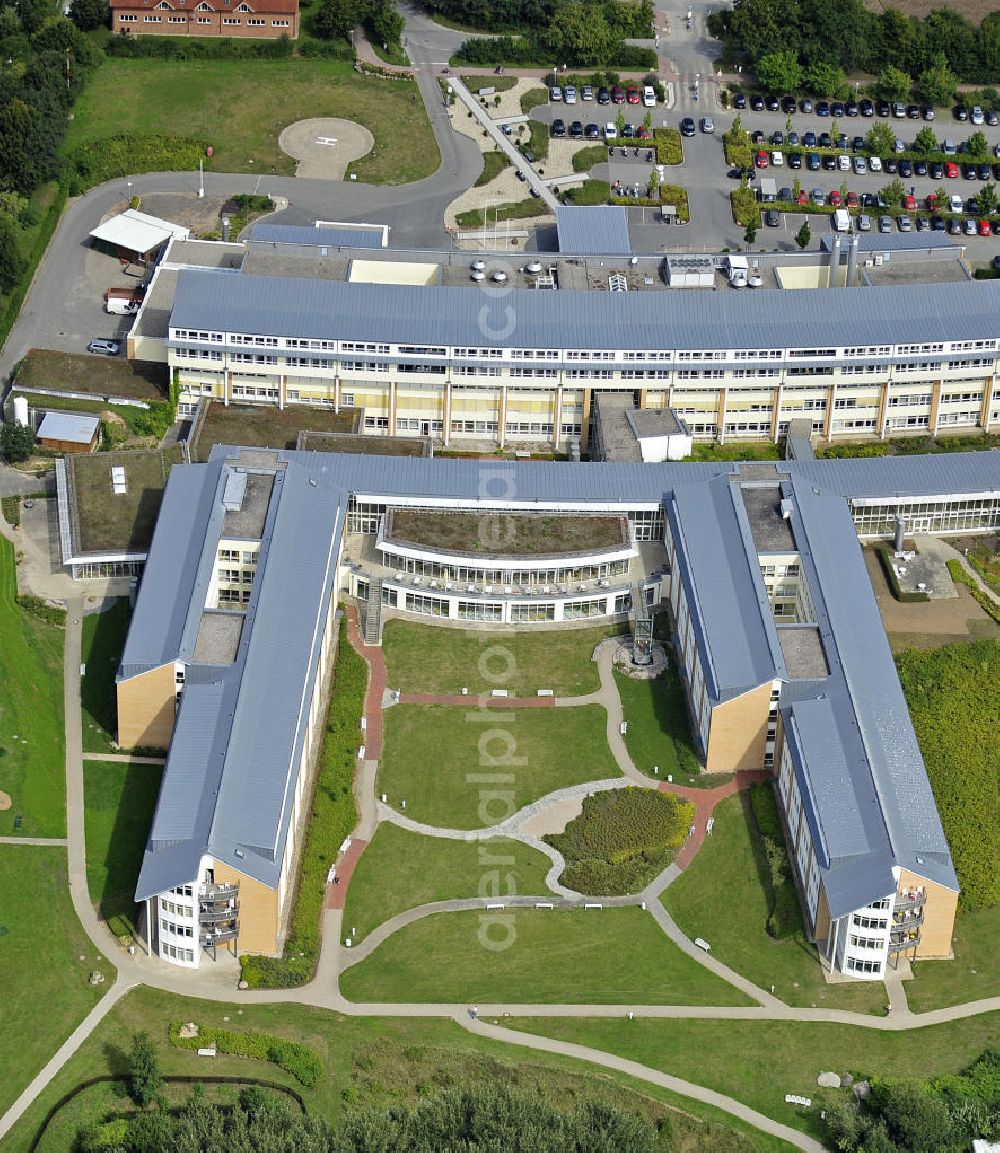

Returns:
893,906,924,928
199,902,239,924
200,881,240,904
201,924,239,946
888,927,921,953
895,890,926,911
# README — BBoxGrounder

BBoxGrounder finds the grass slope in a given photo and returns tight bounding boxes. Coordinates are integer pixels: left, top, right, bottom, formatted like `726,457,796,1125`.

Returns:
83,760,162,939
0,536,66,837
378,704,620,829
3,987,788,1153
0,847,112,1119
80,600,130,754
340,908,753,1005
664,794,888,1014
381,619,622,696
342,824,553,941
65,59,439,184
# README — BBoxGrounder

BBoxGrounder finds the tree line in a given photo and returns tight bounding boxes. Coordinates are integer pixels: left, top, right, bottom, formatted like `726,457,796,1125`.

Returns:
712,0,1000,97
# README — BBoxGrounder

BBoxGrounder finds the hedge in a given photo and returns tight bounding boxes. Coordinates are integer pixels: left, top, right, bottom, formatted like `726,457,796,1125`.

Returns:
876,546,931,604
1,496,21,528
653,127,682,165
896,641,1000,911
16,595,67,627
748,782,803,939
571,145,609,173
169,1023,323,1085
239,617,362,988
106,33,294,59
946,559,1000,624
69,135,210,193
816,443,889,459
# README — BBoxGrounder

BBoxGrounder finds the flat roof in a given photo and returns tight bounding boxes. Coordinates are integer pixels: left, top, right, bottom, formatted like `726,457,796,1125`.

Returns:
90,208,189,255
385,508,628,557
37,411,98,444
193,611,244,665
250,222,387,250
295,431,432,457
777,626,829,680
741,485,797,553
222,472,274,539
557,206,631,255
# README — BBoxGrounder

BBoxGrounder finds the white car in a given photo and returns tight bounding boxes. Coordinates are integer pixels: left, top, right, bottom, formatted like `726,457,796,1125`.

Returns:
643,84,656,107
837,153,850,171
770,149,784,166
564,85,577,104
971,105,985,125
853,155,866,175
701,117,715,133
868,155,883,172
604,122,617,139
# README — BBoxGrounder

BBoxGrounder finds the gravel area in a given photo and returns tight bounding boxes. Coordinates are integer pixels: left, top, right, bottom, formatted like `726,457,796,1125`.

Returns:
519,794,585,838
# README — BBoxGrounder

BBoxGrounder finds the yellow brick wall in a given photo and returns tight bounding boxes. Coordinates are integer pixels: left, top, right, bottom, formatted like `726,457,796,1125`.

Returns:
116,664,177,750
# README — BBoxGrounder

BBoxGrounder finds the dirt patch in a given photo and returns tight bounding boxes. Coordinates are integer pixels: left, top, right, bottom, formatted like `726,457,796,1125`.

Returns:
134,194,233,236
0,791,11,811
278,118,374,180
864,0,992,19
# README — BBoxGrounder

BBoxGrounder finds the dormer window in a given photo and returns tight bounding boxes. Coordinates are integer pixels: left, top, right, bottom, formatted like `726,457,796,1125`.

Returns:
235,3,252,10
195,3,212,10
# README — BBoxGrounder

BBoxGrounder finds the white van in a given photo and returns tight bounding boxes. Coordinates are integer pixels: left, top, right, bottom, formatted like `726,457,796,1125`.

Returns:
643,84,656,107
605,122,618,139
832,208,851,232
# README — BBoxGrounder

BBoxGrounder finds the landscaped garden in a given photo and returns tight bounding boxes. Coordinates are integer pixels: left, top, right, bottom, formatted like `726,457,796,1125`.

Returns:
342,824,553,941
614,662,703,782
0,536,66,837
64,58,439,185
546,787,693,895
378,704,620,829
339,907,753,1006
83,760,163,939
1,987,781,1153
0,846,113,1120
381,619,622,696
663,793,888,1014
80,599,130,753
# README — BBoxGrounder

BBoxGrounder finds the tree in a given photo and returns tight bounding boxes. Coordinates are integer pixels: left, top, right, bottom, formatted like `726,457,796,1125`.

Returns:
865,123,896,156
365,0,403,49
643,109,652,133
917,53,957,108
743,219,758,246
0,421,34,462
912,125,938,154
976,182,998,216
967,130,988,157
68,0,107,31
794,219,810,249
128,1031,162,1107
540,2,614,67
803,61,846,98
0,215,25,291
615,108,626,135
880,176,906,208
313,0,355,40
649,166,659,195
756,48,802,94
878,64,911,101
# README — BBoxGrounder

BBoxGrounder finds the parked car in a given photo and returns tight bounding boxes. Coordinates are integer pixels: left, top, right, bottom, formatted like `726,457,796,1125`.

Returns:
859,99,874,117
581,85,594,101
903,194,916,210
845,99,859,117
604,122,617,139
701,116,715,133
876,100,890,117
733,92,747,109
852,135,865,151
930,161,945,180
899,159,912,178
765,94,780,111
828,189,842,206
807,152,821,170
803,131,817,147
800,98,814,113
817,100,830,116
878,215,893,232
861,192,876,208
964,217,978,234
811,187,826,205
680,117,696,137
978,218,991,236
755,149,769,168
765,209,780,226
550,86,563,101
846,191,859,208
822,153,837,170
818,131,832,148
979,163,991,181
885,157,898,173
906,104,920,119
788,151,802,169
551,118,566,136
626,88,640,105
948,217,963,234
770,149,784,166
781,95,796,114
787,131,800,146
868,155,883,172
931,215,945,231
897,214,912,231
853,155,867,175
954,104,968,121
564,85,577,103
922,105,935,120
597,86,610,104
778,186,793,201
87,338,120,356
970,105,985,125
750,94,765,111
569,120,583,137
892,101,906,118
642,84,656,107
611,85,626,104
856,213,872,231
916,215,931,232
585,122,600,138
988,109,999,126
914,160,928,176
838,153,850,171
832,101,845,117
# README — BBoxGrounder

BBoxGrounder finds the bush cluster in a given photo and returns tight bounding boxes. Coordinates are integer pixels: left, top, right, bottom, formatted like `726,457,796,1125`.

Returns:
748,782,802,939
896,640,1000,911
816,443,889,459
653,128,682,166
547,787,694,895
16,594,67,627
240,618,363,987
170,1022,324,1086
69,135,210,193
106,33,294,58
456,35,656,71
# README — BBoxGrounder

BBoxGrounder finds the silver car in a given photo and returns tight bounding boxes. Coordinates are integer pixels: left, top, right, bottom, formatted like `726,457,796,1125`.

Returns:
878,215,893,233
856,214,872,231
897,214,912,232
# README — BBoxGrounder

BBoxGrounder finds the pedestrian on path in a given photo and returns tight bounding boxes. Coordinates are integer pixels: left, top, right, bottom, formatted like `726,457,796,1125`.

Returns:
470,1005,478,1020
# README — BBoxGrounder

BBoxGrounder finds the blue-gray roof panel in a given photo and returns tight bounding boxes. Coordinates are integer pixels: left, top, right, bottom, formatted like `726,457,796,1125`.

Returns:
557,206,631,255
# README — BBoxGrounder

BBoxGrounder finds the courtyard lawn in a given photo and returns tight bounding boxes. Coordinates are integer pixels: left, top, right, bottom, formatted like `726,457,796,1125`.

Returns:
663,795,888,1015
514,1012,1000,1144
342,824,554,941
381,619,623,697
378,704,620,829
80,600,130,754
2,988,788,1153
340,907,753,1006
907,906,1000,1012
83,760,162,939
0,847,112,1120
0,536,66,837
65,58,439,184
614,665,703,782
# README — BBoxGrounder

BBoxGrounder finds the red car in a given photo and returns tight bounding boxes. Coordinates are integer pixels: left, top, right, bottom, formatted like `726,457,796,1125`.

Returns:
828,189,842,206
611,86,626,104
944,161,959,178
979,218,991,236
796,190,809,205
755,150,769,168
846,191,859,208
925,193,939,210
626,88,640,105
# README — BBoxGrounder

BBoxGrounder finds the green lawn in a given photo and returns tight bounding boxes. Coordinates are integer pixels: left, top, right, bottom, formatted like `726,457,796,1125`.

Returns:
0,847,113,1120
65,58,439,184
3,987,795,1153
378,704,620,829
381,619,623,696
340,908,753,1005
614,665,703,782
80,600,130,754
474,150,512,187
0,536,66,837
908,906,1000,1012
663,794,889,1015
342,824,554,941
83,760,162,939
513,1013,1000,1143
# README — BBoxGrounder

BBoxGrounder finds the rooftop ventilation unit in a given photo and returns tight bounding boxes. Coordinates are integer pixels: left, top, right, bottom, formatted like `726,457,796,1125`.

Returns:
609,273,628,292
222,471,248,513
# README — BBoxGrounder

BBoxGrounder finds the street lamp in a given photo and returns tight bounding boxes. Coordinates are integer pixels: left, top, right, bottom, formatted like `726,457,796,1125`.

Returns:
126,181,132,203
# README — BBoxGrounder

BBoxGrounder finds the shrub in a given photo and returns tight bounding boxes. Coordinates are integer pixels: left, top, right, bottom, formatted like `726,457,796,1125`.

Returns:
1,496,21,528
106,33,293,58
876,546,931,604
817,443,889,459
652,127,682,165
563,179,611,205
69,135,209,192
129,1031,162,1106
519,87,548,114
730,186,759,227
169,1022,324,1086
16,594,66,627
240,618,363,987
571,145,608,173
546,788,694,895
748,782,802,939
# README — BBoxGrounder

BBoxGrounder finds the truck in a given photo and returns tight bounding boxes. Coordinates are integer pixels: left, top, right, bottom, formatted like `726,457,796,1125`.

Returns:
104,288,143,315
832,208,852,233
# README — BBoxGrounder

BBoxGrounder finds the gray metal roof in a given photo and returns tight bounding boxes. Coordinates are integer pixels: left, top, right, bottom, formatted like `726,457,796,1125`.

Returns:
37,411,99,444
819,232,961,253
171,267,1000,352
556,206,631,255
667,476,784,702
249,223,386,250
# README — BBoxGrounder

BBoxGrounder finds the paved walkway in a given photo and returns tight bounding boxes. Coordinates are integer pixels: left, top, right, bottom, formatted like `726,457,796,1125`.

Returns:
327,837,368,910
919,535,1000,608
399,691,555,708
0,836,68,846
81,752,165,765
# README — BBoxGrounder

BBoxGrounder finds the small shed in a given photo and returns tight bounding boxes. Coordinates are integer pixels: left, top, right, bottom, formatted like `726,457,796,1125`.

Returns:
758,177,777,203
36,411,100,454
89,209,190,265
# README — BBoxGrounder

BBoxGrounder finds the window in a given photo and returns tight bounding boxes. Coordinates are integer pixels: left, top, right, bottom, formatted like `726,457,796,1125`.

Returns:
271,18,289,23
197,15,211,20
118,11,136,18
222,15,239,22
143,14,162,20
846,957,882,974
247,16,264,23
